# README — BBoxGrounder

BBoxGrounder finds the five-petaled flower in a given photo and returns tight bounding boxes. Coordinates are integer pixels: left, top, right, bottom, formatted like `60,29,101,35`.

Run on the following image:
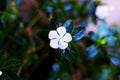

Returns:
48,27,72,49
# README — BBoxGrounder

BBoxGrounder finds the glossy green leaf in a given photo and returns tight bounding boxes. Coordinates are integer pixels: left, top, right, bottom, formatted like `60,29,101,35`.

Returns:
56,42,79,63
111,54,120,66
85,44,98,58
64,42,79,63
72,26,86,41
63,19,73,33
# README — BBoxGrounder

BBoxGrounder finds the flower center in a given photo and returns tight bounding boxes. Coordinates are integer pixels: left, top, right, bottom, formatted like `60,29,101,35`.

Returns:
58,36,63,41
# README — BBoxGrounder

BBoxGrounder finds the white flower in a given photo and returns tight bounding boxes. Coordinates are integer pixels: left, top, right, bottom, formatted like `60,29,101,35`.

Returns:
0,71,2,76
95,5,109,19
48,27,72,49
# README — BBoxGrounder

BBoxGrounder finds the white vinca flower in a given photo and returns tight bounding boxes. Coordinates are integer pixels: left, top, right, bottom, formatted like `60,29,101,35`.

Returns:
48,27,72,49
95,5,109,19
0,71,2,76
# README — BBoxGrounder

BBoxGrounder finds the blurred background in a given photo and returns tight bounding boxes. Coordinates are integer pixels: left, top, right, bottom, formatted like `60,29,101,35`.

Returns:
87,0,120,33
0,0,120,80
101,0,120,26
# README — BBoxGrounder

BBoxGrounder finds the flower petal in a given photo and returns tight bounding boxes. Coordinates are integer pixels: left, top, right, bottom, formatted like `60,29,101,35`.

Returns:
48,30,59,39
62,33,72,42
50,39,59,49
59,40,68,49
57,27,66,37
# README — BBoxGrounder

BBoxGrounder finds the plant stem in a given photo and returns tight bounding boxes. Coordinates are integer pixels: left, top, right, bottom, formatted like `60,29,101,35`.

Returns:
17,11,41,76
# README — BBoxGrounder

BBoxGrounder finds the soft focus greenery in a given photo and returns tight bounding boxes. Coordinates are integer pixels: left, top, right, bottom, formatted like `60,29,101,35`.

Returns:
0,0,120,80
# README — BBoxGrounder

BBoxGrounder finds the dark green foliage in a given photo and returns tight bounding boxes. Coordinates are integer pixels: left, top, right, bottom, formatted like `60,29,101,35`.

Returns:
0,50,22,80
0,0,7,12
0,70,21,80
64,42,79,63
0,0,120,80
3,59,22,70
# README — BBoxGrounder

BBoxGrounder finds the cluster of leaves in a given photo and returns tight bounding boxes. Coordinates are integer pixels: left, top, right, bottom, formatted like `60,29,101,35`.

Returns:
0,50,22,80
86,20,120,80
48,19,120,80
0,0,120,80
50,19,85,62
38,0,99,24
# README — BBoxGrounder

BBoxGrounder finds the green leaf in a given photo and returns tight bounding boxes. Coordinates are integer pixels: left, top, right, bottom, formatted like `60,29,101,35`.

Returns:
65,42,79,63
50,18,62,30
97,68,111,80
56,42,79,63
3,59,22,70
85,44,99,58
0,70,21,80
0,17,19,37
111,54,120,66
54,49,64,61
0,50,7,69
0,49,6,60
72,26,86,41
63,19,73,33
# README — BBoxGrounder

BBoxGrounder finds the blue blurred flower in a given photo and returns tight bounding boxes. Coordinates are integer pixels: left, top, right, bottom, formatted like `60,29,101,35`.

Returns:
97,20,110,37
109,25,119,35
46,6,53,13
64,4,72,11
99,68,111,80
88,1,96,15
15,0,21,6
105,36,117,46
52,63,60,72
89,32,98,41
